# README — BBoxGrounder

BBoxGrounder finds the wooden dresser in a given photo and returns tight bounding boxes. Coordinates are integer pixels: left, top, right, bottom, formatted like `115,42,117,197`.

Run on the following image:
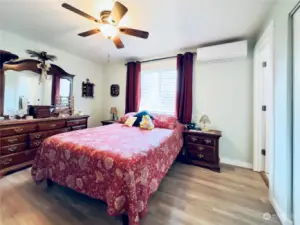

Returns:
0,115,89,176
183,129,222,172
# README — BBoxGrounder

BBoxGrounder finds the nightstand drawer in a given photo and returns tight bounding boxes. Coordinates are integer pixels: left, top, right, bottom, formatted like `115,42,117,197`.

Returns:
186,143,215,152
186,135,216,146
187,148,216,163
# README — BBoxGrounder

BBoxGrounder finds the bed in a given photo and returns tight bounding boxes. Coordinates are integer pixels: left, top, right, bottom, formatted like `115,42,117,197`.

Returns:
31,115,184,225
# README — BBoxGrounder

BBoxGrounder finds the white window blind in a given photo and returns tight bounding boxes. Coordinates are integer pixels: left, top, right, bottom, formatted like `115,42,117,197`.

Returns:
139,59,177,115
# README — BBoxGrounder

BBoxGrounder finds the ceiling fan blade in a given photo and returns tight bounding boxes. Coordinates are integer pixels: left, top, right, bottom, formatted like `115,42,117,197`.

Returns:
110,1,128,25
119,27,149,39
113,36,124,49
78,29,100,37
62,3,99,23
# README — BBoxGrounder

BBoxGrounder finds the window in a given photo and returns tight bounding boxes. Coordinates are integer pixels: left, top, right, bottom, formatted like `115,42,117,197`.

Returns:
139,68,177,115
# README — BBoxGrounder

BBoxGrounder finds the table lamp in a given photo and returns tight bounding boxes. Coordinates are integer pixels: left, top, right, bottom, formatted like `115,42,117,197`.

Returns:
110,107,118,121
199,114,211,131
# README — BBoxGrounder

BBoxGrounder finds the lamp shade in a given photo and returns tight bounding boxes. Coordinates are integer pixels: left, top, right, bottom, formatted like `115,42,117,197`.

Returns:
110,107,117,114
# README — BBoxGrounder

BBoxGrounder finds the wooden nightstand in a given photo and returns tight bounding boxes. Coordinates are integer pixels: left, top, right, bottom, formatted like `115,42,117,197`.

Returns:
183,129,222,172
101,120,119,126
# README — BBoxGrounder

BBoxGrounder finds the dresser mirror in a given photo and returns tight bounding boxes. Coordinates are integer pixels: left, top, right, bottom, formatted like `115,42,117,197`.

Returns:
4,70,53,115
0,51,75,117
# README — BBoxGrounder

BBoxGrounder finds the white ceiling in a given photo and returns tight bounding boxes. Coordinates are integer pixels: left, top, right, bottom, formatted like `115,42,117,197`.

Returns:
0,0,275,63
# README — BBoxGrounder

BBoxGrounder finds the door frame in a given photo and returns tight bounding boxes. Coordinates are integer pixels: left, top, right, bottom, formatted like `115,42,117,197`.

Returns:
253,21,274,192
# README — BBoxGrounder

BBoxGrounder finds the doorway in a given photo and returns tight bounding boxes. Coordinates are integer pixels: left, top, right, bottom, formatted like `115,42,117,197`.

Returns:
253,21,274,191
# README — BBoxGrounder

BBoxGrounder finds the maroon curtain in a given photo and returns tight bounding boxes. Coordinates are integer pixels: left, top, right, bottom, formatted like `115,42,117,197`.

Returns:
125,61,141,113
176,52,193,123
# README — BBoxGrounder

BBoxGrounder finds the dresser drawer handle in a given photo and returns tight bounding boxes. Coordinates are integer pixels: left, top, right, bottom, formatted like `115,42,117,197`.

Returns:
8,146,18,152
35,134,42,139
25,150,31,155
197,154,204,159
8,138,18,143
50,124,57,128
14,127,24,133
190,136,197,142
204,139,212,144
34,141,41,146
2,158,12,165
197,146,205,151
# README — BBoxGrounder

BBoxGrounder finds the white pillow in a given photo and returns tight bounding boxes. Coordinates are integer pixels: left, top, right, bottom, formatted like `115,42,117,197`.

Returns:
124,116,137,127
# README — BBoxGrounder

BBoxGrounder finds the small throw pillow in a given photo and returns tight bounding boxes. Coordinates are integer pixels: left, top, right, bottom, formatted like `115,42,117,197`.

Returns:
133,110,154,127
140,115,154,130
119,112,136,123
124,116,137,127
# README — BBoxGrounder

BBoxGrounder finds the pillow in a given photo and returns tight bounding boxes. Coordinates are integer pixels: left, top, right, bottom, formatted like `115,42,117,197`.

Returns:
124,116,137,127
140,115,154,130
152,114,177,129
119,112,136,123
133,110,154,127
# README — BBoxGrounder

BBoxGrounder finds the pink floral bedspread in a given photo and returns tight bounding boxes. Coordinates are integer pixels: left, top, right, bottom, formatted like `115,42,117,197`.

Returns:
31,123,184,225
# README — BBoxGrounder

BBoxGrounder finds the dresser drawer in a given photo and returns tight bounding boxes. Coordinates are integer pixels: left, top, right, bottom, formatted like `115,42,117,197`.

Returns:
0,134,27,146
67,119,86,127
29,131,49,141
186,135,216,146
51,127,71,135
0,124,36,137
0,143,27,156
0,149,37,170
72,125,86,131
30,127,71,141
38,121,66,131
29,139,45,149
186,144,216,163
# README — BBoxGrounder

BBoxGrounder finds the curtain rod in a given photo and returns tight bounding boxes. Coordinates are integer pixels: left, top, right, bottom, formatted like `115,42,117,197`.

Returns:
124,52,196,66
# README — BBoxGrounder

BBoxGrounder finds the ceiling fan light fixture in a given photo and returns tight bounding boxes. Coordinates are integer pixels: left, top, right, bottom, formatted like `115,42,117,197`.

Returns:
100,24,118,39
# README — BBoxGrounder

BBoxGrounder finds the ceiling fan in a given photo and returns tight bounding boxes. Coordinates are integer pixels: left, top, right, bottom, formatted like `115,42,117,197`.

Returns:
62,1,149,49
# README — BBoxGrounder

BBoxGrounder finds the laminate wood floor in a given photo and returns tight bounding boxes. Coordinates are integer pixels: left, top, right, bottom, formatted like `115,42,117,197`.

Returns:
0,163,281,225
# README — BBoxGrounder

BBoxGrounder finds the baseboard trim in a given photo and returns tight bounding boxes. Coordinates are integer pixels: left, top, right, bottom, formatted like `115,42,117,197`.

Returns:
220,158,253,169
270,197,293,225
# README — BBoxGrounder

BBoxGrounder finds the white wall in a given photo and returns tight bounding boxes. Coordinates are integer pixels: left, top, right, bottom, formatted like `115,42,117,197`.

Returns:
258,1,297,224
193,58,253,166
102,63,127,120
102,56,253,166
0,29,104,127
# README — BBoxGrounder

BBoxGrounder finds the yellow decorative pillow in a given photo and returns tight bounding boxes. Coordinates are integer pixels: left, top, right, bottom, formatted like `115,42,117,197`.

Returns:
140,115,154,130
124,116,137,127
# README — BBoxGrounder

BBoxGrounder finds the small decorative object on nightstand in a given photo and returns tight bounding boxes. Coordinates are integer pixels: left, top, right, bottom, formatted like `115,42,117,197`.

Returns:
183,129,222,172
199,114,211,131
101,120,119,126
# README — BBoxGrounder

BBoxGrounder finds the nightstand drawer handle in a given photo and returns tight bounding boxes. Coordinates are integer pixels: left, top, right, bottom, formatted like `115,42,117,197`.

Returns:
197,154,204,159
35,134,42,139
204,139,212,144
190,136,197,142
50,124,57,128
197,146,205,151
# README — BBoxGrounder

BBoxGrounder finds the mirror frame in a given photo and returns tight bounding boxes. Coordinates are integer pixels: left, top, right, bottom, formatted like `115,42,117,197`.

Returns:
0,50,75,116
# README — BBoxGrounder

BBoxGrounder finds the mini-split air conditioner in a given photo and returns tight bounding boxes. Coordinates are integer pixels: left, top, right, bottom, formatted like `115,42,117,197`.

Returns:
197,40,248,62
